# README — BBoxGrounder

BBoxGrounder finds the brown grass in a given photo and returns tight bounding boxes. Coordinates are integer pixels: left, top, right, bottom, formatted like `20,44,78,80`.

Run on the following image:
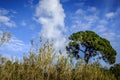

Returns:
0,41,116,80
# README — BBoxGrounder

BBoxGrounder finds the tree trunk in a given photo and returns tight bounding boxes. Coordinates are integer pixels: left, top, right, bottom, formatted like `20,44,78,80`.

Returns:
84,53,89,64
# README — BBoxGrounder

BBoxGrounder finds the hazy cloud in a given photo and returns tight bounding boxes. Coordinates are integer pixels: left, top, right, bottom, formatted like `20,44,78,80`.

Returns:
0,9,16,27
0,9,9,15
21,21,27,26
105,12,115,19
0,36,29,52
71,7,99,32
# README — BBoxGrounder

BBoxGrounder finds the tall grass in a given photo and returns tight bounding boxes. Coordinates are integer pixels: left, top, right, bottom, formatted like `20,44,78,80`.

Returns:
0,41,116,80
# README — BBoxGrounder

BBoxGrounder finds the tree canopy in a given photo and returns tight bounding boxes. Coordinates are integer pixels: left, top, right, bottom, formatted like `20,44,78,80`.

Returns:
66,30,117,64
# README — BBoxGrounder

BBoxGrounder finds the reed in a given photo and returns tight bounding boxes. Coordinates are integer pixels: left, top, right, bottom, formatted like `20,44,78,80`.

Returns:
0,41,116,80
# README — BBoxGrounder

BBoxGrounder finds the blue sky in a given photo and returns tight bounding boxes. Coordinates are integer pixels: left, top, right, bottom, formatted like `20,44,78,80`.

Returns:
0,0,120,65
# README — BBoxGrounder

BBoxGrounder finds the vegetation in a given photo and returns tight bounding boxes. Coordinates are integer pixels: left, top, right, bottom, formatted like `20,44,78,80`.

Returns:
66,30,117,64
0,30,119,80
110,63,120,80
0,40,117,80
0,32,11,47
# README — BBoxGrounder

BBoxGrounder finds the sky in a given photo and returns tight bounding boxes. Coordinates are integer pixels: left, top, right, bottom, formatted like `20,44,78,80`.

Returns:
0,0,120,66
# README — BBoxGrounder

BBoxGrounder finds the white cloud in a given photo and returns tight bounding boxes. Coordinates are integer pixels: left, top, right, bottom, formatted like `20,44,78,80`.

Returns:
0,36,30,52
71,6,119,41
88,7,97,12
75,9,84,15
93,25,106,32
0,9,9,15
35,0,67,51
0,9,16,27
101,32,116,41
105,8,120,20
105,12,115,19
0,16,16,27
71,7,99,31
99,19,108,25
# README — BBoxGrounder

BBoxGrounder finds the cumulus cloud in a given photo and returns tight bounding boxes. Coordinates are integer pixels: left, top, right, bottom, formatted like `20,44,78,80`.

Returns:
0,9,16,27
35,0,66,51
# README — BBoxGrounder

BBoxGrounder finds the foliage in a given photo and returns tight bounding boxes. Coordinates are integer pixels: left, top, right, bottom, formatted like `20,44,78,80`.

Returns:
0,32,11,47
0,41,116,80
66,30,117,64
110,63,120,80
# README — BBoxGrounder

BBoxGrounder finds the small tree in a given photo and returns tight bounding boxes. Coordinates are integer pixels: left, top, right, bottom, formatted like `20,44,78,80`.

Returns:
66,30,117,64
110,63,120,80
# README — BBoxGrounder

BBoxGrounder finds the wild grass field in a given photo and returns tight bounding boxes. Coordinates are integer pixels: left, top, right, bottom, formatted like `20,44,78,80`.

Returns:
0,41,117,80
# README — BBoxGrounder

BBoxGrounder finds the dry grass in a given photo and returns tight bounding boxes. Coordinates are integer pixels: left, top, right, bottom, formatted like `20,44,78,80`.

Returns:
0,41,116,80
